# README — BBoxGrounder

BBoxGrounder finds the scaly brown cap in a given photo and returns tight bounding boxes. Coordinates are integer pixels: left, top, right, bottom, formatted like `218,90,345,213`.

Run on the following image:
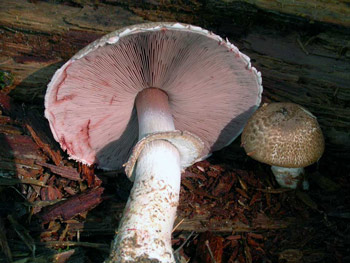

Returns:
241,102,324,168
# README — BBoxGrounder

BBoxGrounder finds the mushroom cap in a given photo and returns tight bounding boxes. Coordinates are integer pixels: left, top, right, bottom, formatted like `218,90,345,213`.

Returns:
45,22,262,170
241,102,325,168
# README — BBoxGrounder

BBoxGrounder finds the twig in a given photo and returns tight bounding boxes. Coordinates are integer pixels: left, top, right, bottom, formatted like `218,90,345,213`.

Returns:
8,215,36,256
297,37,309,55
205,240,216,263
0,217,12,262
172,218,185,233
256,188,293,194
29,199,66,208
174,231,194,254
0,177,47,187
38,241,109,251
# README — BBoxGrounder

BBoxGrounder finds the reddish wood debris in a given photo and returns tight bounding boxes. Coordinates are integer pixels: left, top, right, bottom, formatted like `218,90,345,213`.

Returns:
78,163,101,187
178,160,294,262
195,231,224,263
0,93,12,113
40,186,63,201
36,161,82,181
39,187,104,224
25,110,63,166
1,92,106,247
0,126,45,178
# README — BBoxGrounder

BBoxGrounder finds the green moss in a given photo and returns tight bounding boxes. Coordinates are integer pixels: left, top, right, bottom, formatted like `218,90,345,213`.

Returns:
0,70,14,90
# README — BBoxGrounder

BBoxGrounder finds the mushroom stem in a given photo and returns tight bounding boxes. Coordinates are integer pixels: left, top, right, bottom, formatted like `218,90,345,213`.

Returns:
109,88,180,262
136,88,175,139
271,166,308,190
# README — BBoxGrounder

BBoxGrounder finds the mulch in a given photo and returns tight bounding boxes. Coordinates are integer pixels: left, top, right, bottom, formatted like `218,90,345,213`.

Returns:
1,90,349,262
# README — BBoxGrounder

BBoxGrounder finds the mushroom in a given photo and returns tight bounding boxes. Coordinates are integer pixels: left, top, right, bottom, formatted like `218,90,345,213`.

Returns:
241,102,324,189
45,22,262,262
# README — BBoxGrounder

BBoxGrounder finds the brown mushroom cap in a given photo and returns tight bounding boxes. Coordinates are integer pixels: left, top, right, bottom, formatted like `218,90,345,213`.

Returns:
45,22,262,170
241,102,325,168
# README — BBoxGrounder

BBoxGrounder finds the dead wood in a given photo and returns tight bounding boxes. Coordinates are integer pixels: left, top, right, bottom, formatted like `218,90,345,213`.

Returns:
36,161,82,182
108,0,350,27
25,110,63,166
195,231,224,263
39,187,104,224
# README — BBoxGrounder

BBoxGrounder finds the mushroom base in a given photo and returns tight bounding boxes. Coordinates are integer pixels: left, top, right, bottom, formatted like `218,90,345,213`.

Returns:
108,140,180,263
271,166,309,190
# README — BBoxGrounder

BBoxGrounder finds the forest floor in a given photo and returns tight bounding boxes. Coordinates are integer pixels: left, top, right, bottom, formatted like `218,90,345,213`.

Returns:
1,85,349,263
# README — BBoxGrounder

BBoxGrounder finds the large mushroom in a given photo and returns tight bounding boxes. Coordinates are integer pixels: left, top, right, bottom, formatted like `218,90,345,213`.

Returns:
45,22,262,262
241,102,325,189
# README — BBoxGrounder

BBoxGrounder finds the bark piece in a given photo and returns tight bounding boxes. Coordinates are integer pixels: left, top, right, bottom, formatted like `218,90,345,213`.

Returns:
25,110,63,166
0,133,45,177
211,172,236,196
195,231,224,263
78,163,99,187
40,186,63,201
39,187,104,223
36,161,82,181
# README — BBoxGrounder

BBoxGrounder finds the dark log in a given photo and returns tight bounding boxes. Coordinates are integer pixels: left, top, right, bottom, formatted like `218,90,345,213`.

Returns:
107,0,350,27
0,0,348,165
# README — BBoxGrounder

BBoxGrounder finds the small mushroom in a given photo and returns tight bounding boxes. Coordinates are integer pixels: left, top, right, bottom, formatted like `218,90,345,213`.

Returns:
241,102,325,189
45,22,263,262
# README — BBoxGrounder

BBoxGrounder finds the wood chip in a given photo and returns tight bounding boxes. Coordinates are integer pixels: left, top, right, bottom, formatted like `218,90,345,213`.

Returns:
36,161,82,181
40,187,104,223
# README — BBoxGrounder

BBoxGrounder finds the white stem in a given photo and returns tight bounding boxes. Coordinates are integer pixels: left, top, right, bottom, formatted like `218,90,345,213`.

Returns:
108,88,179,262
271,166,308,190
136,88,175,139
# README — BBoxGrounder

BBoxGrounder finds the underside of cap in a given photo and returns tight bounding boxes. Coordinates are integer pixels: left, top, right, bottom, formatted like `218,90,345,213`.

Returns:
45,22,262,170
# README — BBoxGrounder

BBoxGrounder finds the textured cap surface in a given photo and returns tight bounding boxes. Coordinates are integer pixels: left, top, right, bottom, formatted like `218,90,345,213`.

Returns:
241,102,325,168
45,22,262,170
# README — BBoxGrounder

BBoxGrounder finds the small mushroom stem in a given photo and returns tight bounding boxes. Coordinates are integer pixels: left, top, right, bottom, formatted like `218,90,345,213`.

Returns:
271,166,308,190
109,88,179,262
136,87,176,139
